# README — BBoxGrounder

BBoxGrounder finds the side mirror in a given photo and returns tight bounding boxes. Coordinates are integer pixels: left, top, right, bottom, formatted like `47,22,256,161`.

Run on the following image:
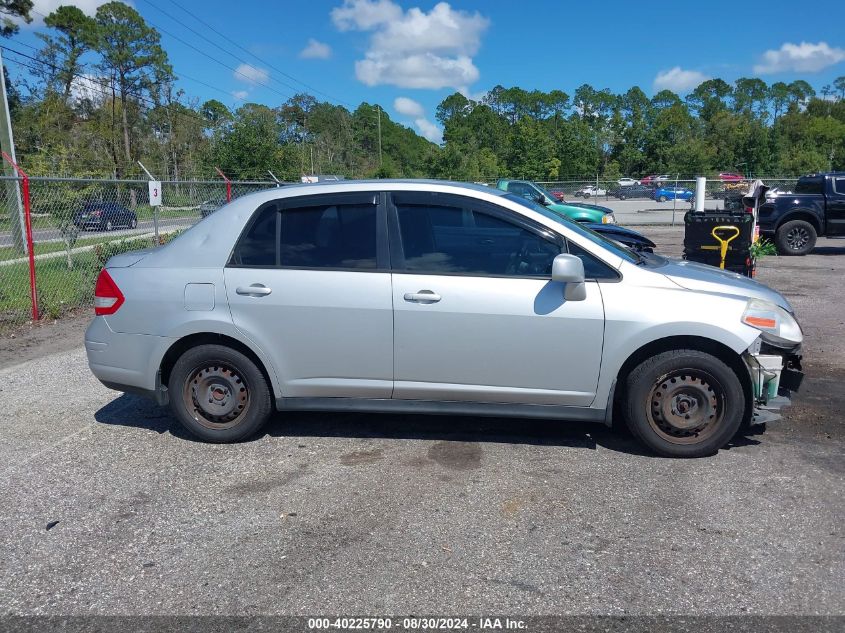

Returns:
551,254,587,301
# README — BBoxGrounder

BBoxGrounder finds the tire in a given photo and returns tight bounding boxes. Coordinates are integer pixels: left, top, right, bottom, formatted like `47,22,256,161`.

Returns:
623,349,745,458
658,195,667,202
105,220,113,231
775,219,817,256
619,195,627,201
583,193,591,198
129,217,137,229
168,344,273,443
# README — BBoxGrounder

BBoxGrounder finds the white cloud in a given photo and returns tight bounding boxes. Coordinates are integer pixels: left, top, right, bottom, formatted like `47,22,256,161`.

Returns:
299,39,332,59
233,63,269,85
653,67,710,93
69,73,108,105
394,96,425,117
15,0,114,26
331,0,402,31
414,117,442,144
333,0,490,91
753,41,845,74
232,90,249,100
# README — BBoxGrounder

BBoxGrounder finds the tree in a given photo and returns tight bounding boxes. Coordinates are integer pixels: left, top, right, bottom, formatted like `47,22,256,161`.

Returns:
95,1,171,176
835,76,845,100
733,77,768,118
37,6,97,101
768,82,791,122
0,0,32,37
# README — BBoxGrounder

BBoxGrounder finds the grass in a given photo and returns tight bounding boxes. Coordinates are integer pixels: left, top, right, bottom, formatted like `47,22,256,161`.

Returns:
0,232,181,327
0,251,100,324
0,233,154,262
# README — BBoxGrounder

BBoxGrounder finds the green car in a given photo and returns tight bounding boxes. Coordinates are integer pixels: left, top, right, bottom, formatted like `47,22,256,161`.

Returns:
495,179,617,224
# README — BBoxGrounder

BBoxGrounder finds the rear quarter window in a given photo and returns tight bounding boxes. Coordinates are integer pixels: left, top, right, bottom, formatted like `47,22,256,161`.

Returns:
794,177,824,195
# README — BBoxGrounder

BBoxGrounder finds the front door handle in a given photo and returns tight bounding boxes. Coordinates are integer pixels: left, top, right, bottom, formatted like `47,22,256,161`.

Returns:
236,284,272,297
404,290,441,304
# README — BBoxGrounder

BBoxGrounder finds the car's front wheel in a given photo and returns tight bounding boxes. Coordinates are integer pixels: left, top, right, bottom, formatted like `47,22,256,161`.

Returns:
129,217,138,229
658,195,667,202
105,219,113,231
775,219,816,256
623,349,745,458
168,344,273,442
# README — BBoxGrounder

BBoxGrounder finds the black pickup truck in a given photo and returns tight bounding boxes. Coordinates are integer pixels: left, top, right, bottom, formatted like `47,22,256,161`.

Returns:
758,172,845,255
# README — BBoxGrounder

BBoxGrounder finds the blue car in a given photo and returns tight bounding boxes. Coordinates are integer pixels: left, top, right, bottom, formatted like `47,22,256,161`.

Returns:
654,187,694,202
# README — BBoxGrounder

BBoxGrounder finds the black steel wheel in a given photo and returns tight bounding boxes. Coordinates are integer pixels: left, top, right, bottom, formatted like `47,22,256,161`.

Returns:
624,349,745,457
775,219,816,256
169,344,272,442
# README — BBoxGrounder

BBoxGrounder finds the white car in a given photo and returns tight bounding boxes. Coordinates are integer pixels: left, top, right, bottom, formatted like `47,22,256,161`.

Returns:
85,180,804,457
617,178,640,187
575,185,607,198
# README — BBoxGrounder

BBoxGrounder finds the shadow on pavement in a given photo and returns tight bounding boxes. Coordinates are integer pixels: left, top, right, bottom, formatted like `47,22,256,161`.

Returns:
94,393,667,456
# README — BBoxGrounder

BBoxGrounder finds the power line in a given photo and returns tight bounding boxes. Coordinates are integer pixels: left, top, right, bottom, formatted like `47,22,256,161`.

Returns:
1,45,213,129
9,36,245,106
137,0,304,97
165,0,356,108
136,14,294,102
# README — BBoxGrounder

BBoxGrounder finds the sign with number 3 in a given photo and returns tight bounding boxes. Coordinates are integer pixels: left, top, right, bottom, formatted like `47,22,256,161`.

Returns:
148,180,162,207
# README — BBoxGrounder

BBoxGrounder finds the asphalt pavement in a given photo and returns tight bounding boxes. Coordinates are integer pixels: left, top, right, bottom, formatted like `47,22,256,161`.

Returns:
0,228,842,617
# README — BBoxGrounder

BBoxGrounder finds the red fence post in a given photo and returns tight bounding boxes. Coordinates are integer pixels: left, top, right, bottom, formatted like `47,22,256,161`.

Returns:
2,151,38,321
215,167,232,202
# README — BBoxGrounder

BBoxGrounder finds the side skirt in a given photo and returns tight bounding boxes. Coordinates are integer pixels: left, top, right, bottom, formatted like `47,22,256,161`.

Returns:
275,397,607,423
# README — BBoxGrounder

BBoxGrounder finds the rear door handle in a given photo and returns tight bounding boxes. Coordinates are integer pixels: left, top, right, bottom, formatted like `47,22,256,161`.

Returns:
236,284,272,297
404,290,441,304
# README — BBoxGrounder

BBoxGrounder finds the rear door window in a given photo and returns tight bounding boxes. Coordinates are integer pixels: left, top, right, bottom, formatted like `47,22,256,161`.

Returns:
230,194,381,269
834,178,845,195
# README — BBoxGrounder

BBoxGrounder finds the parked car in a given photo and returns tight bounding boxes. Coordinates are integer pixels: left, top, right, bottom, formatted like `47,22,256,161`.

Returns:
496,179,616,224
719,172,745,182
609,184,655,200
640,174,670,186
581,222,655,253
574,185,607,198
87,180,804,458
73,202,137,231
617,178,640,187
758,172,845,255
654,186,694,202
199,198,226,218
549,189,567,201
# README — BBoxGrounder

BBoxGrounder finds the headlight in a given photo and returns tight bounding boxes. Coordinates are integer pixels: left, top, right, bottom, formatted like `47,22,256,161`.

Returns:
741,299,803,346
602,213,616,224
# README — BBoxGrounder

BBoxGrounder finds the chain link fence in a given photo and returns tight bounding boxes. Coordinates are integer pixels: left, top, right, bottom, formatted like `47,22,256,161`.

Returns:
0,173,808,330
0,176,273,330
534,178,800,202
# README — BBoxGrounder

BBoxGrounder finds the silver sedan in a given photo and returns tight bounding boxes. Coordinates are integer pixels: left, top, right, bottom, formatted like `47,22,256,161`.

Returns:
85,180,804,457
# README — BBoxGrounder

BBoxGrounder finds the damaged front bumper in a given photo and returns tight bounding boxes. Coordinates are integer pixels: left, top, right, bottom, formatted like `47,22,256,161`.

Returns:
743,339,804,425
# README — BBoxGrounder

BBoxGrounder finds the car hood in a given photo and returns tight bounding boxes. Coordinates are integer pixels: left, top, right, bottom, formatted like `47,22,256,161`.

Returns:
655,256,793,312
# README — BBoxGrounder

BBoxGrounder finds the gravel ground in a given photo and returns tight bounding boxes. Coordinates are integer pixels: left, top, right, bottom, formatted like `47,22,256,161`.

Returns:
0,228,843,617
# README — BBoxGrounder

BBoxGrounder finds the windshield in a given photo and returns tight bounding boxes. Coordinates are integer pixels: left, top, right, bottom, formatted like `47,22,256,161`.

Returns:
503,193,641,264
529,182,560,202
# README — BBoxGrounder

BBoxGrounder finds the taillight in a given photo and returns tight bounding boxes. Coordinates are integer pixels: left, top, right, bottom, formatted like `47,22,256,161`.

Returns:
94,269,124,315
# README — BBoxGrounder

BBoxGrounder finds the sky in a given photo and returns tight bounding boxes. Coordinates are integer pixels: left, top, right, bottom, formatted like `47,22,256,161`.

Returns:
7,0,845,144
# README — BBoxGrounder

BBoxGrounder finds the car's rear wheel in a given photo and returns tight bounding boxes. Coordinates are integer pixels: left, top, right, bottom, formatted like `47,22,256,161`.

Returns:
129,217,137,229
105,219,113,231
624,349,744,458
775,219,816,256
658,195,667,202
168,344,273,442
619,194,627,200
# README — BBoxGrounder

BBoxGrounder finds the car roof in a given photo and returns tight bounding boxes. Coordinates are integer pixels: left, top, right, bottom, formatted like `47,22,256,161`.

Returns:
145,179,626,271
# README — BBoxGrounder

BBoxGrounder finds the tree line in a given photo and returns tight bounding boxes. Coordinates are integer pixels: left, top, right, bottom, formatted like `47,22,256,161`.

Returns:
5,1,845,182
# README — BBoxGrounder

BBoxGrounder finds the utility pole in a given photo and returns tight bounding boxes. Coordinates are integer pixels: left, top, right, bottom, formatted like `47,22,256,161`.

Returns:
0,48,26,254
376,105,382,169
